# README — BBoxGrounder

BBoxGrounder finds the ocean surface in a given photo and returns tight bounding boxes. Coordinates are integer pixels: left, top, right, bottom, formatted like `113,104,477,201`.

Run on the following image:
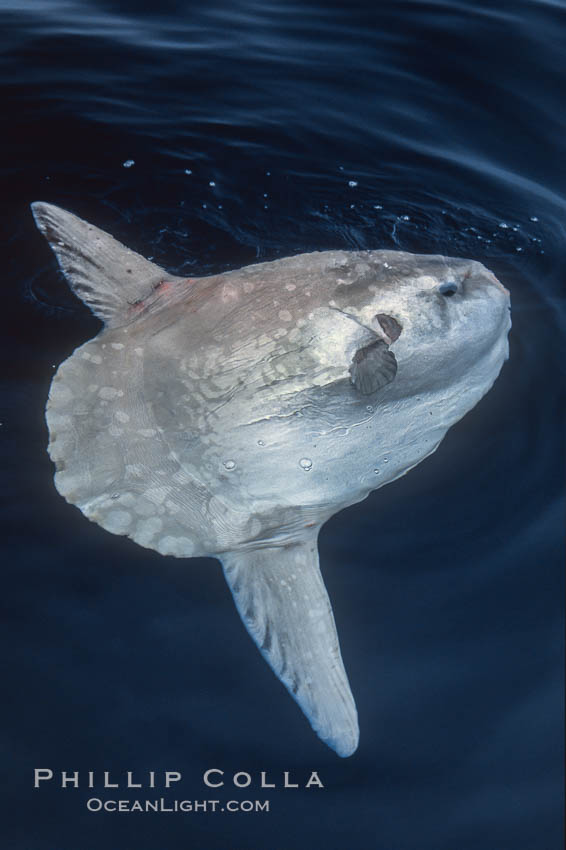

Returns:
1,1,564,849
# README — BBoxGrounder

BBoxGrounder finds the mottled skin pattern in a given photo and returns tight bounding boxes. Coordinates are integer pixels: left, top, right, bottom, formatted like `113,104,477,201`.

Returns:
33,203,511,756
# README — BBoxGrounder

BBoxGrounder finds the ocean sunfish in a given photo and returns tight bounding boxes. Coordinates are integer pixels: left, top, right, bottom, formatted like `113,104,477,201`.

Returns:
32,202,511,757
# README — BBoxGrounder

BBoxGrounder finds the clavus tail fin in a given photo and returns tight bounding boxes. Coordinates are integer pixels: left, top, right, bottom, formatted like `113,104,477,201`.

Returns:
220,536,359,757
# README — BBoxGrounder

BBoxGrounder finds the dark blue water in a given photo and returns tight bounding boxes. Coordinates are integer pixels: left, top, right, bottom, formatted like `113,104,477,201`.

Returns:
1,2,564,848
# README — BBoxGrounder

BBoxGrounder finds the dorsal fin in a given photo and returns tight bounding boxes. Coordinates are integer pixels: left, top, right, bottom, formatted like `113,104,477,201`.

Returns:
31,202,173,327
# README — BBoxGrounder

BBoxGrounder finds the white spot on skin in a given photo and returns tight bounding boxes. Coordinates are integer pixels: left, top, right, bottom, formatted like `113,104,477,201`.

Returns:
157,536,195,557
145,486,170,504
285,283,296,291
243,281,255,294
116,493,136,507
111,343,125,350
91,354,103,364
115,411,130,423
137,428,156,437
108,425,123,437
81,351,91,360
134,347,144,356
278,310,292,322
135,517,163,545
48,412,72,429
104,510,132,533
99,387,122,400
133,497,158,517
222,283,238,301
51,384,72,403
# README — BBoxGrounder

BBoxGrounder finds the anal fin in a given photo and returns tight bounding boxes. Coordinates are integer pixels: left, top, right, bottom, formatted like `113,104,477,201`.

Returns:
220,536,359,757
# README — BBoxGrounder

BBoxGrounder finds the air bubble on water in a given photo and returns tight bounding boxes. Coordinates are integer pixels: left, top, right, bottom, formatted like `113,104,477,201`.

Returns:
350,204,355,209
374,468,380,475
123,159,135,168
383,262,391,269
530,216,539,222
263,193,268,198
266,171,271,176
257,440,265,446
373,204,383,209
218,204,223,209
498,222,509,229
209,180,216,187
512,225,519,232
202,203,207,208
223,459,236,470
516,246,523,252
111,493,120,499
401,214,410,221
366,405,373,412
299,458,313,471
348,180,358,188
184,169,192,175
383,457,389,463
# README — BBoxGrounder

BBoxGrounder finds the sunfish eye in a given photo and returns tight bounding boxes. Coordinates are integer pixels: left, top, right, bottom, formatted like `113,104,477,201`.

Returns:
438,281,458,297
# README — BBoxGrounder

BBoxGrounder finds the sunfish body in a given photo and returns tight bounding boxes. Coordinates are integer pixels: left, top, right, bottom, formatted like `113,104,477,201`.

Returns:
32,202,511,757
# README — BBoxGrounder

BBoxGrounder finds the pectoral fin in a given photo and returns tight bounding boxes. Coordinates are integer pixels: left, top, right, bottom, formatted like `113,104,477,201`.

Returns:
220,536,359,757
349,339,397,395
